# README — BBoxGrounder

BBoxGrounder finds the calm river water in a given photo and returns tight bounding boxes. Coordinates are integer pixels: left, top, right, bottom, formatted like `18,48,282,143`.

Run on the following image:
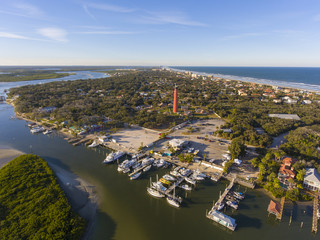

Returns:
0,72,318,240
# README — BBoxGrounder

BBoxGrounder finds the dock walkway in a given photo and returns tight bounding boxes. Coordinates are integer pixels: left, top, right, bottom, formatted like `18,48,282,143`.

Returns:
312,195,318,233
277,197,285,220
214,178,235,209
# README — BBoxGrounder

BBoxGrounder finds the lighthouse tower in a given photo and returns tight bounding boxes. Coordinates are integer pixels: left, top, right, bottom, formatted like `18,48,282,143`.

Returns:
173,86,178,113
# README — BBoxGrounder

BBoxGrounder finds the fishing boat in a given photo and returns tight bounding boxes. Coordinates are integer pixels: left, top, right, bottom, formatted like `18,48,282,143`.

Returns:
103,151,126,164
159,178,171,185
179,184,192,191
184,176,196,185
147,187,165,198
143,165,152,172
163,174,176,182
226,200,238,210
130,171,141,180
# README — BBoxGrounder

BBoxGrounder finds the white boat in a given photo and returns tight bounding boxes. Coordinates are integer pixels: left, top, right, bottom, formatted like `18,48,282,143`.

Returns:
179,184,192,191
193,174,205,181
123,168,131,174
170,170,181,177
103,151,126,164
215,202,225,211
184,176,196,185
143,165,152,172
43,129,52,135
152,181,167,191
132,162,141,169
30,126,45,134
226,200,238,210
156,159,166,168
88,140,99,148
163,174,176,182
130,171,141,180
141,158,154,166
166,197,180,208
180,168,192,177
147,187,165,198
234,192,245,200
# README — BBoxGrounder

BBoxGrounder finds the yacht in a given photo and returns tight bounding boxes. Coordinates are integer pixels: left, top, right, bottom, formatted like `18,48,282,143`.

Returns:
147,187,165,198
192,174,205,181
179,184,192,191
103,151,126,164
130,171,142,180
180,168,192,177
166,197,180,208
226,200,238,210
156,159,166,168
170,170,181,177
163,174,176,182
132,162,141,169
141,158,154,166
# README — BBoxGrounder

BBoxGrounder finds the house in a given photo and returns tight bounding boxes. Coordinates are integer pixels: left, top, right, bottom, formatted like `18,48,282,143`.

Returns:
303,168,320,192
267,200,281,217
278,157,296,186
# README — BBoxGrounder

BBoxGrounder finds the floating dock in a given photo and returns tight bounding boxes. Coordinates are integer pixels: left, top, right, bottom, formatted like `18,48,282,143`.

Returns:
312,195,318,233
214,178,235,209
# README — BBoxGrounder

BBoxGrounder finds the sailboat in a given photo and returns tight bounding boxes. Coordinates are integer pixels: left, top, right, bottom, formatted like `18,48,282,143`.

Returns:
166,187,180,208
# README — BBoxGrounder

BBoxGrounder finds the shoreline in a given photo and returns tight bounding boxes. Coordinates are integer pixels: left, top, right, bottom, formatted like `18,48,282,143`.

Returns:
169,67,320,93
0,146,98,240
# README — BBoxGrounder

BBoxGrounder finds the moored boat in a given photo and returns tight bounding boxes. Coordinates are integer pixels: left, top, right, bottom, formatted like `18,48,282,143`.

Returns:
147,187,165,198
130,171,142,180
215,202,225,211
179,184,192,191
166,197,180,208
103,151,126,164
184,176,196,185
226,200,238,210
163,174,176,182
143,165,152,172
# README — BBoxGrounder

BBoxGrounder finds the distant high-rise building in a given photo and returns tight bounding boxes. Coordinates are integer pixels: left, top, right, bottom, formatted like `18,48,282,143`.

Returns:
173,86,178,113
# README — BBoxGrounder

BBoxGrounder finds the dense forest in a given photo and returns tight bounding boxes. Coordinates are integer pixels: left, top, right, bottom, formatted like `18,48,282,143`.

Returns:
0,69,72,82
8,70,320,146
0,154,85,239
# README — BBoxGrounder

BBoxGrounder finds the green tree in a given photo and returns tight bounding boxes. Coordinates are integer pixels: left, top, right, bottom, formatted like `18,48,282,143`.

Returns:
228,137,247,160
296,169,306,182
286,188,300,201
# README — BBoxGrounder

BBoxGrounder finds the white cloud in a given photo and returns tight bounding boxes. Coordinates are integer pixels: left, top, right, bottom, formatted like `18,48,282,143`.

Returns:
222,32,266,40
37,28,68,42
141,11,207,27
13,2,44,17
0,31,31,40
76,30,136,35
85,2,136,13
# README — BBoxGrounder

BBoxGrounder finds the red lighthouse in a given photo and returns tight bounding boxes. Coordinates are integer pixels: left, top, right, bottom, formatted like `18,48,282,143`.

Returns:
173,86,178,113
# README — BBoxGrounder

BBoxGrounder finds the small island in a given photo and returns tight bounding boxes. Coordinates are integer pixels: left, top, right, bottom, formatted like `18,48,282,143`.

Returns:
0,154,86,239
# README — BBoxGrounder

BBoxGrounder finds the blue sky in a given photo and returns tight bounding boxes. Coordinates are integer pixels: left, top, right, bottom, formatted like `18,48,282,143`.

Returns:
0,0,320,66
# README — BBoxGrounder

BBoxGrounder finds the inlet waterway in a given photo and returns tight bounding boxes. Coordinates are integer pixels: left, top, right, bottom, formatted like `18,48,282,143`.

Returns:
0,72,318,240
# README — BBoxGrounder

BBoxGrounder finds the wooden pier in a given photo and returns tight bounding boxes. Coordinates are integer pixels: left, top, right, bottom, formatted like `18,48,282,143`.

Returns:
312,195,318,233
214,178,235,209
277,197,285,220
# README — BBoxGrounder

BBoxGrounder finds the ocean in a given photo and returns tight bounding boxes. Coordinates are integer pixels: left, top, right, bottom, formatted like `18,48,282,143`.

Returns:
171,67,320,92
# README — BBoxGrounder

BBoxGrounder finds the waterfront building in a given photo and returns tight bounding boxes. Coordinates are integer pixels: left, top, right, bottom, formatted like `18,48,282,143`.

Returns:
206,209,237,231
278,157,296,187
173,87,178,113
267,200,281,218
168,139,186,150
303,168,320,192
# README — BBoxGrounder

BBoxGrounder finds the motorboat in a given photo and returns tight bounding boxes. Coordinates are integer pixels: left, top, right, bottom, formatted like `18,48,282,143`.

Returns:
156,159,166,168
130,171,141,180
166,197,180,208
192,174,205,181
215,202,225,211
147,187,165,198
123,168,131,174
170,170,181,177
103,151,126,164
179,184,192,191
184,176,196,185
141,158,154,166
163,174,176,182
30,126,45,134
152,181,167,191
43,129,52,135
226,200,238,210
143,165,152,172
159,178,171,185
132,162,141,169
180,168,192,177
234,192,245,200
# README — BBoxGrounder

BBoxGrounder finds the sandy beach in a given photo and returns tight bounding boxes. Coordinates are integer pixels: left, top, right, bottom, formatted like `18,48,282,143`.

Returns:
0,146,98,240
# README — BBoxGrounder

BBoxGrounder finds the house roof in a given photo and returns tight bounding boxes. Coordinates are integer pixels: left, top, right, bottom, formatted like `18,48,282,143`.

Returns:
282,157,296,166
268,200,281,215
304,168,320,184
279,165,296,178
